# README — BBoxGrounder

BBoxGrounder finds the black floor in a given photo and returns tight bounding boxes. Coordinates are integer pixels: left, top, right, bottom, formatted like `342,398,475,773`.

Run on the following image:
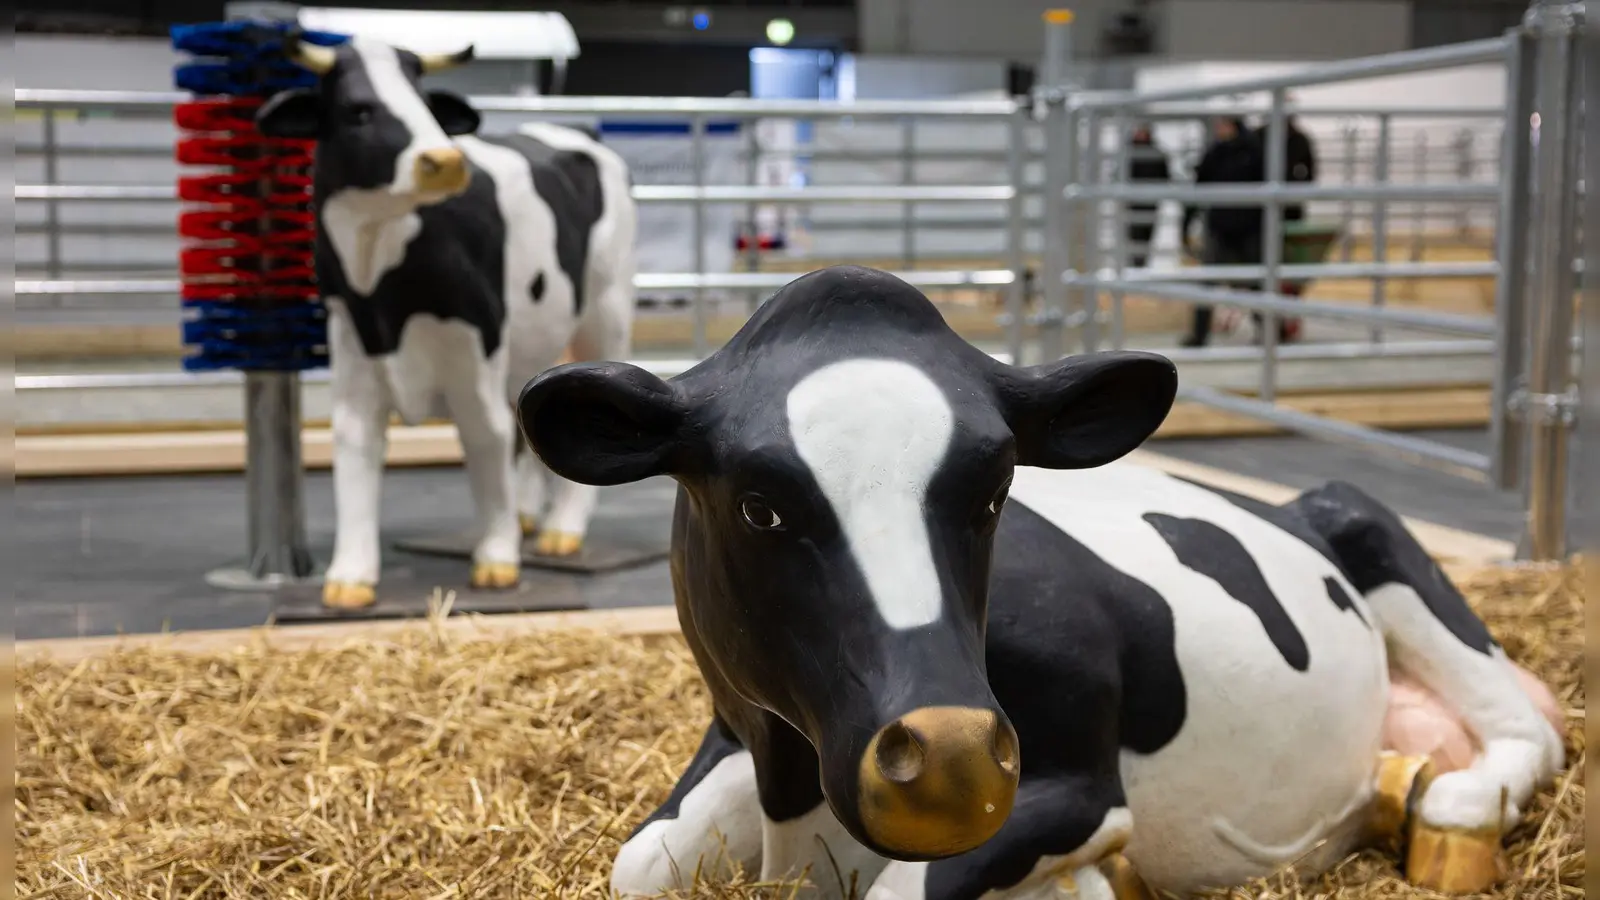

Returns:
15,429,1521,642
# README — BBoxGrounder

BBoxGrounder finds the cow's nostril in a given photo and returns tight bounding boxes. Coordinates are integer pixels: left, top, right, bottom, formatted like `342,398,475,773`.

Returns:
992,720,1019,775
419,156,441,174
875,721,925,784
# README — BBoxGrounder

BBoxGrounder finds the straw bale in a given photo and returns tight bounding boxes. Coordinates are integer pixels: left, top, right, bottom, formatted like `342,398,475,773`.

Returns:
16,563,1584,899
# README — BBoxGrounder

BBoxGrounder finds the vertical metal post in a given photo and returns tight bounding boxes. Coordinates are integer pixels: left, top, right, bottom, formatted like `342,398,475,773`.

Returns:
1108,111,1132,349
1041,9,1074,87
744,118,762,314
1260,88,1287,403
1454,129,1475,238
242,372,313,581
42,109,62,279
1577,0,1599,558
901,116,916,269
1041,101,1072,363
1411,131,1429,262
1370,114,1392,343
691,114,709,358
1079,110,1103,353
1519,0,1583,561
1037,9,1075,363
1490,25,1540,491
1339,123,1358,262
207,0,314,590
1005,110,1028,365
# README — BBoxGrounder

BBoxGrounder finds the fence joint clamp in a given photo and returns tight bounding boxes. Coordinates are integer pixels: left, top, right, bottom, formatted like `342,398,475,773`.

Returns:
1508,386,1580,426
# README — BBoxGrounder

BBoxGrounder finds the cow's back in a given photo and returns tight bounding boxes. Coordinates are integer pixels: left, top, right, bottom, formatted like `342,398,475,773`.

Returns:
986,462,1389,891
477,126,608,312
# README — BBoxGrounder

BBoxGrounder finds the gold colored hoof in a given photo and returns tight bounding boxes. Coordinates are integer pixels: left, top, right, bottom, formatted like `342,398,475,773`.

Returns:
533,530,583,557
1406,823,1505,894
470,561,520,589
1098,853,1156,900
519,514,540,537
322,581,376,609
1370,752,1436,851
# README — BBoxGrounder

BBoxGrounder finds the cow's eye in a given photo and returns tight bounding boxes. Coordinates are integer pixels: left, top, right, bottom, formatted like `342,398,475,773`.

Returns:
739,496,784,531
345,104,375,125
985,480,1011,518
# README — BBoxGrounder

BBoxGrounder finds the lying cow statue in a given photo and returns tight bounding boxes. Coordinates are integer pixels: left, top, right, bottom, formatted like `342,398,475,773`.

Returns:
517,266,1565,899
257,35,637,608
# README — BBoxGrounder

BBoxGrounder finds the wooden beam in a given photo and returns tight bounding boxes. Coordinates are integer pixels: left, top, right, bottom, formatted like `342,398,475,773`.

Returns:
15,449,1512,664
16,387,1492,478
16,604,682,665
1127,449,1515,565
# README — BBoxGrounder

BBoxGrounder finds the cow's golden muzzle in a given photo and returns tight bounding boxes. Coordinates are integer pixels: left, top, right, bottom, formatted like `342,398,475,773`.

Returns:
856,706,1020,858
413,147,470,195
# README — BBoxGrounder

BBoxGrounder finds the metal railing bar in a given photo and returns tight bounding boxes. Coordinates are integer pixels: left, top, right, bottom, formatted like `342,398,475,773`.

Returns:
1071,37,1510,110
16,269,1016,298
1064,183,1502,203
1178,385,1492,481
1088,279,1497,337
18,184,1018,204
17,351,1024,393
15,89,1020,118
1078,260,1500,282
1161,339,1495,364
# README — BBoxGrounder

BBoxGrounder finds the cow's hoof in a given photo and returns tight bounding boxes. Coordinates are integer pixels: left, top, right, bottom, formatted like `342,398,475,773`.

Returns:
470,561,520,589
1097,853,1156,900
1406,823,1505,894
534,530,583,557
323,581,377,609
1369,752,1435,851
519,514,540,537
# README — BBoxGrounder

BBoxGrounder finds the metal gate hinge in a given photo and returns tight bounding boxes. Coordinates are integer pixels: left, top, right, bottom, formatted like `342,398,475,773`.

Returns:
1507,387,1580,426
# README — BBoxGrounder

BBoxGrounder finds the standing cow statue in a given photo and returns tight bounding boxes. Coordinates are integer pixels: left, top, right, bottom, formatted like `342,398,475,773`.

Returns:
256,35,637,608
517,266,1566,899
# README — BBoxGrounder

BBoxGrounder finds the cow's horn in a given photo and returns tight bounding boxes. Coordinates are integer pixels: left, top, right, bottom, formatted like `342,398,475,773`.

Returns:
418,45,476,73
287,36,337,75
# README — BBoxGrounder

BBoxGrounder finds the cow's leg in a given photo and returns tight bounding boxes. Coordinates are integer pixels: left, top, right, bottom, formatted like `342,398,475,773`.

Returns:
612,717,764,896
864,777,1145,900
1289,481,1565,893
533,279,632,557
324,305,390,609
514,438,549,537
444,348,523,589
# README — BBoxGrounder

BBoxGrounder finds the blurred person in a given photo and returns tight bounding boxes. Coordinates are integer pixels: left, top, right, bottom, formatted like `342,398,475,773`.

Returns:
1180,115,1265,347
1126,124,1171,269
1256,104,1318,221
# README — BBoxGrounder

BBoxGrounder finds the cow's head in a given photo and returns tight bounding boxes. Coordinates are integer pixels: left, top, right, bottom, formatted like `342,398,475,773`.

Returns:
256,34,481,204
518,266,1177,861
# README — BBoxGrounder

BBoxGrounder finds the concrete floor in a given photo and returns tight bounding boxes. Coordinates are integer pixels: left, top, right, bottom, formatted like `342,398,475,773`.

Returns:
15,428,1520,642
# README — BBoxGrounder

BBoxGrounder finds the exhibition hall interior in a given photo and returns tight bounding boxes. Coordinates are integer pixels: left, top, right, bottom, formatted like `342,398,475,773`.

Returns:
12,0,1591,897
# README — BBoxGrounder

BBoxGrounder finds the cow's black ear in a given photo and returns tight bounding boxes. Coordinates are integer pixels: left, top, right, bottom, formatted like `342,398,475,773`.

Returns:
517,362,695,486
426,91,481,136
994,351,1177,469
255,89,323,138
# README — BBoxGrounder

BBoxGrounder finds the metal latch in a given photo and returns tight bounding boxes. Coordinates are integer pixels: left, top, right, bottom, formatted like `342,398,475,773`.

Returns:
1507,387,1580,426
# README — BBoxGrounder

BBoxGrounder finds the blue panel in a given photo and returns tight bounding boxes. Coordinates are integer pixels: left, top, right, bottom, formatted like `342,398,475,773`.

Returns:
598,121,741,136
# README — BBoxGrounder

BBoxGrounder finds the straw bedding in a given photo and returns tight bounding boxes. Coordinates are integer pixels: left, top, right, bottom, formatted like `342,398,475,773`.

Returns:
16,563,1584,900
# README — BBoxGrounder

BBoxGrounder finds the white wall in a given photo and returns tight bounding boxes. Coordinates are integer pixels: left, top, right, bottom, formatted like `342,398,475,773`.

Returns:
17,35,185,91
1163,0,1411,61
839,55,1009,101
859,0,1414,64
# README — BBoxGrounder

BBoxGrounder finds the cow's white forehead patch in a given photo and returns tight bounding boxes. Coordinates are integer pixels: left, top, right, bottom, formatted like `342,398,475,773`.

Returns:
350,37,453,194
786,358,953,630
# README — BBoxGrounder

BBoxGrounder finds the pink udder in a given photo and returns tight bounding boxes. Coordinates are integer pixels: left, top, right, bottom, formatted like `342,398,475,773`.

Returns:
1383,664,1565,773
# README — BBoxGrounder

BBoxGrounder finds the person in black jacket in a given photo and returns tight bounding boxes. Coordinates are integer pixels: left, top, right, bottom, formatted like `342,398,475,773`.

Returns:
1180,116,1265,347
1126,124,1170,269
1257,111,1318,221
